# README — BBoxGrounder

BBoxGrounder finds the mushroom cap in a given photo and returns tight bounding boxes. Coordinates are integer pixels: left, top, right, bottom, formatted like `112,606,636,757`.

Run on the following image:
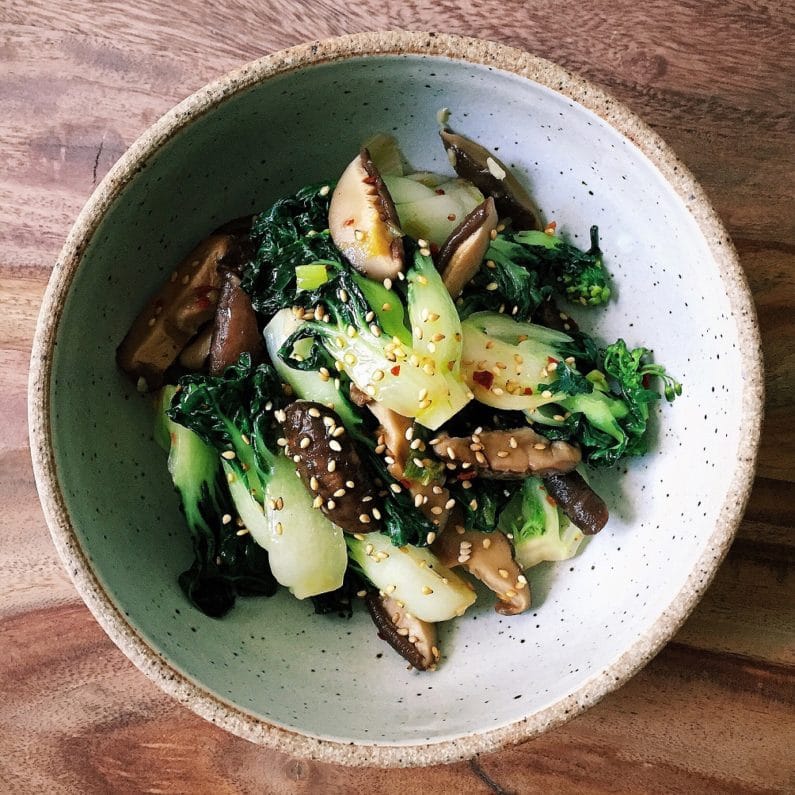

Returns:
436,197,498,298
440,128,544,231
328,148,404,280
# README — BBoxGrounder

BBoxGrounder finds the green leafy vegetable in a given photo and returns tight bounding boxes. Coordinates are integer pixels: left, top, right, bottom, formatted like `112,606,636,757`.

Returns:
156,386,276,618
242,184,337,318
471,225,611,320
498,477,584,568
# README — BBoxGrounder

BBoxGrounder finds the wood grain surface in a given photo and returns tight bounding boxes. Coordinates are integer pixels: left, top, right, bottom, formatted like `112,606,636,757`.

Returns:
1,1,794,792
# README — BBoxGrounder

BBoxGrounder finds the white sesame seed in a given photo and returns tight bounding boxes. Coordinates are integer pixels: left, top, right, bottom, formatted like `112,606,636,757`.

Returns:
414,494,424,508
319,185,330,196
222,514,232,525
327,460,337,472
329,440,342,452
426,531,436,544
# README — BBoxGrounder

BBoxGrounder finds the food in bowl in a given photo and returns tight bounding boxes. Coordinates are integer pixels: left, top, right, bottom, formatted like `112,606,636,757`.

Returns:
117,124,681,671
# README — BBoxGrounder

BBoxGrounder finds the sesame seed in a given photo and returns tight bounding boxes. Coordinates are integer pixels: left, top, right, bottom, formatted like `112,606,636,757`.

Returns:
482,538,492,549
382,302,392,311
485,259,496,269
397,627,409,636
372,369,385,382
326,500,336,510
312,495,323,509
390,483,402,494
383,277,393,290
275,522,283,535
221,514,232,525
426,531,437,544
460,541,472,549
372,507,382,520
541,389,553,398
359,513,371,524
509,436,518,449
553,414,566,422
327,460,337,472
356,589,367,598
458,554,471,564
292,454,301,463
430,506,443,515
492,387,504,395
370,324,382,337
299,437,311,449
485,281,499,291
534,443,547,450
375,444,386,454
365,544,374,555
226,472,236,484
309,476,319,490
413,457,424,469
469,499,478,510
505,589,518,598
339,288,349,303
496,450,509,458
418,398,431,410
346,480,355,488
385,584,396,594
421,586,434,595
329,439,342,452
384,454,395,464
428,312,440,322
332,426,345,439
462,480,473,490
221,450,236,460
475,451,487,464
319,185,330,196
498,568,509,579
333,488,346,498
414,494,424,508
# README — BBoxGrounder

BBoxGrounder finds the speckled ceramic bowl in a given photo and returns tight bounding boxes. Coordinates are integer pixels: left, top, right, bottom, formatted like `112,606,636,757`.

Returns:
30,32,763,766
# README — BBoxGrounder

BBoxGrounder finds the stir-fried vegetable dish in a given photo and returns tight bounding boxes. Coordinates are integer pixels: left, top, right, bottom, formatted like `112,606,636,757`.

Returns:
118,123,680,670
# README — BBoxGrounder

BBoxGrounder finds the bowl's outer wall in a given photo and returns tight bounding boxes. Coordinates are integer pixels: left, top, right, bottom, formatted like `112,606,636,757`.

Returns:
35,35,761,766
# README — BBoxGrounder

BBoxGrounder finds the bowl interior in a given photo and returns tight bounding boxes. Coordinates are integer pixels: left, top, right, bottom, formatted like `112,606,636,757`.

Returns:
48,53,744,747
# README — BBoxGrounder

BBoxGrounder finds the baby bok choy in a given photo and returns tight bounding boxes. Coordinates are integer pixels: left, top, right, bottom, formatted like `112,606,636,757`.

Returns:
167,354,347,599
155,385,276,617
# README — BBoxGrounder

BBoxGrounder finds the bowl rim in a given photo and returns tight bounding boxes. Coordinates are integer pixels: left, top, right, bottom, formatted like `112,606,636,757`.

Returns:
28,30,764,767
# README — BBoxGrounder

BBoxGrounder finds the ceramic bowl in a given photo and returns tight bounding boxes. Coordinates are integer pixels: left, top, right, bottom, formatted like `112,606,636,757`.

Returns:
29,32,762,766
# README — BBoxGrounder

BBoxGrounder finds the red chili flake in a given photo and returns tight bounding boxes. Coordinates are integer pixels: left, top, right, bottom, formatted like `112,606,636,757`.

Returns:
193,284,216,310
642,374,651,388
447,213,456,221
457,471,477,481
547,356,559,364
344,217,355,227
472,370,494,389
399,478,412,489
435,188,446,195
523,387,534,395
545,494,558,507
390,365,401,376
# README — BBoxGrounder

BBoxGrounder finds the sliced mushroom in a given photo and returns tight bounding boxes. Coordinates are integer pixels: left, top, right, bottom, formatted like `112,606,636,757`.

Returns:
432,518,530,616
432,427,580,478
440,128,543,231
117,234,231,390
328,148,404,280
178,324,213,371
282,401,381,534
543,471,608,535
436,197,498,298
367,400,452,531
365,591,438,670
208,271,264,375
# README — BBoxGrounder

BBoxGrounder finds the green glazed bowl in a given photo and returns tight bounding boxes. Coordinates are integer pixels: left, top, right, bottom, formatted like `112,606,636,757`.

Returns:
29,32,762,766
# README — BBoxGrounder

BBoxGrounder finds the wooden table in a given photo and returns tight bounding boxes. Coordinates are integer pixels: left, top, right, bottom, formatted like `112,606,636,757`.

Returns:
2,2,793,792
